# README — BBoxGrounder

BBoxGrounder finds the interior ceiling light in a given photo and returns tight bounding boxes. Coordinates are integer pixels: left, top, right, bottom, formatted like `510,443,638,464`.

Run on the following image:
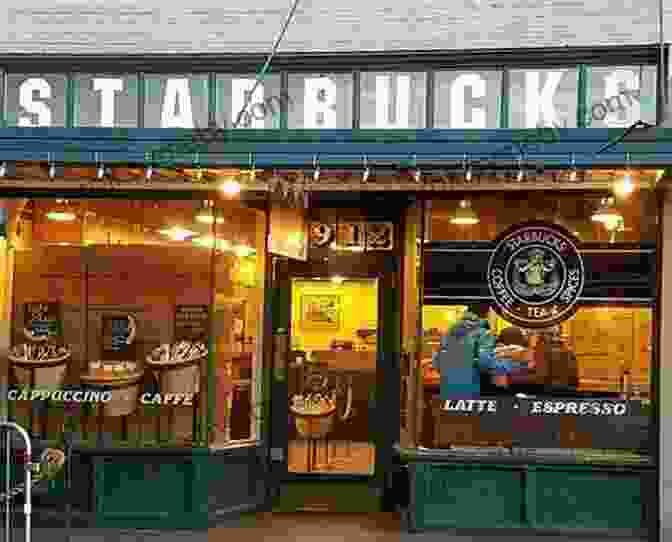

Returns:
330,275,345,284
450,199,480,225
145,166,153,181
220,177,242,196
413,168,421,183
48,163,56,180
591,197,623,231
158,226,197,242
0,162,7,178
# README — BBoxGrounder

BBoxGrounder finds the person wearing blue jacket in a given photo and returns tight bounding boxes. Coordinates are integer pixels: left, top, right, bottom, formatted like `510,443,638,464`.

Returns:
431,303,512,400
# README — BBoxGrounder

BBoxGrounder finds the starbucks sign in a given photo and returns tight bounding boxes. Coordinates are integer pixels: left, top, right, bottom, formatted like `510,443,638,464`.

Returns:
487,221,584,328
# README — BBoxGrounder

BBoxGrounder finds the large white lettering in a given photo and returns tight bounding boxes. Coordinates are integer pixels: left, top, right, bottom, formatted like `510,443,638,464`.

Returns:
304,77,337,128
93,78,123,127
375,74,410,128
19,78,52,127
161,78,194,128
524,71,566,128
451,74,486,128
603,70,640,128
232,78,265,129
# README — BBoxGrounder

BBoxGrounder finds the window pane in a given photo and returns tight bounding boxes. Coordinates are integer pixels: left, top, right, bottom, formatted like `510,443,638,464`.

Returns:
587,66,657,128
144,75,209,129
360,72,426,129
420,305,652,458
5,74,66,127
287,73,353,129
74,75,139,128
509,68,579,128
435,71,502,129
215,74,283,129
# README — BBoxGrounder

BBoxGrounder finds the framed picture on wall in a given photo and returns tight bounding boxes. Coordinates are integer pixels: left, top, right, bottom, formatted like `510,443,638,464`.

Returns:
301,295,341,331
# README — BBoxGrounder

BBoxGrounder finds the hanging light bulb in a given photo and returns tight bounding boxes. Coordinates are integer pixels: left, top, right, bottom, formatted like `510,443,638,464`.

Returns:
516,157,524,182
568,153,577,181
220,177,242,196
413,168,421,183
0,162,6,178
145,166,153,181
362,167,370,183
465,165,472,182
450,199,480,225
48,162,56,180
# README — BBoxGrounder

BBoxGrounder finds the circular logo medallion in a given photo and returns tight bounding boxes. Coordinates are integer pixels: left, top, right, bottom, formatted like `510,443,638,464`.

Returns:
487,221,584,329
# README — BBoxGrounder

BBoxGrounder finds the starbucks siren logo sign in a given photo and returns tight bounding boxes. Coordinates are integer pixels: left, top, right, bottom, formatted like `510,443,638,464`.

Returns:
487,221,584,328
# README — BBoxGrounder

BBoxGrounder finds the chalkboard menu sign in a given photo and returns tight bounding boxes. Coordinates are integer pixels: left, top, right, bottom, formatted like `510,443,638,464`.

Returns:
175,305,209,341
24,302,60,339
102,315,135,358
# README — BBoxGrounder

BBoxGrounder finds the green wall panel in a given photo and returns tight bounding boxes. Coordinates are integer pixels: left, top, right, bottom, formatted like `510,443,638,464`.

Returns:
530,470,643,530
414,464,525,529
409,462,648,532
94,455,208,529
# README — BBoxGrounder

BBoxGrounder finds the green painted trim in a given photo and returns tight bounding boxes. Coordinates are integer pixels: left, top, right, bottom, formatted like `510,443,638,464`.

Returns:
576,65,589,128
525,466,537,528
206,334,215,444
499,70,510,129
65,75,76,129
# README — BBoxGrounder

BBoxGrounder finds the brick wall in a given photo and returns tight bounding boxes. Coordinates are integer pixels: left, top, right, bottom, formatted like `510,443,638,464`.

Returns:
0,0,668,55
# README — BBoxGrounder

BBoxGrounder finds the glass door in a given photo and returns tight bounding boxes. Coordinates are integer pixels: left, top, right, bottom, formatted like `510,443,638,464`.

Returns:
287,277,378,475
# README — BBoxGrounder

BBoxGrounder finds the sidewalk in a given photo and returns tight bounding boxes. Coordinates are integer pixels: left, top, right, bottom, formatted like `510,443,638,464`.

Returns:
7,513,649,542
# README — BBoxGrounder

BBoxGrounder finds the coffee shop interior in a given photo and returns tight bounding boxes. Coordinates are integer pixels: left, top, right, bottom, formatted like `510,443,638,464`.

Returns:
407,178,656,461
0,193,267,449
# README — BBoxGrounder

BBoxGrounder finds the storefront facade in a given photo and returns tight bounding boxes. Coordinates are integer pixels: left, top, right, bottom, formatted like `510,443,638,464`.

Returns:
0,44,667,538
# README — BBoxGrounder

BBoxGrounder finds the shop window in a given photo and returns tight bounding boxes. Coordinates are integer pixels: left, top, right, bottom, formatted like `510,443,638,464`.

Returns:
428,191,658,244
418,305,652,458
5,74,67,127
3,197,266,449
73,75,139,128
359,72,427,129
143,74,209,129
509,68,579,129
586,66,656,128
286,73,354,129
434,71,503,129
214,74,283,129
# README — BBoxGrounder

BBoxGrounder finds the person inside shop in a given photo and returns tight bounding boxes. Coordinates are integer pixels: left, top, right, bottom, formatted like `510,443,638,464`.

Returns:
431,303,512,400
492,326,537,396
